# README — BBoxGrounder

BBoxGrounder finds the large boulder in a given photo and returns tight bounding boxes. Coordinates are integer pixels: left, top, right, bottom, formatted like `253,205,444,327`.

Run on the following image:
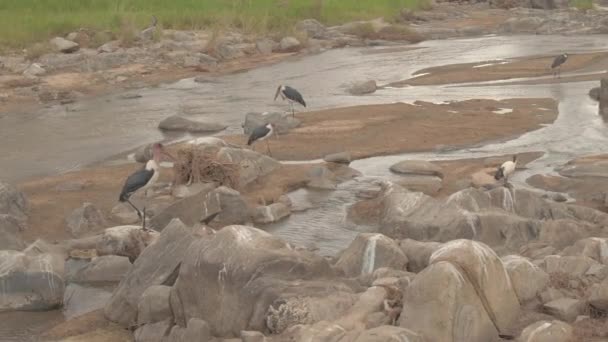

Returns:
399,239,441,273
389,160,443,178
104,220,202,326
66,202,108,237
502,255,549,302
137,285,173,325
279,37,301,52
0,249,65,311
334,233,408,277
149,183,220,230
213,186,251,226
93,225,159,261
252,203,291,224
542,298,584,322
68,255,132,284
0,181,28,223
158,115,227,133
348,80,377,96
242,112,300,135
63,283,112,320
169,225,339,336
216,147,280,187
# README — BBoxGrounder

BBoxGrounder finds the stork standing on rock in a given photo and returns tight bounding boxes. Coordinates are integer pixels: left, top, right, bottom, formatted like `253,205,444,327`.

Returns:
248,123,274,156
494,155,517,186
551,53,568,78
119,143,175,230
274,85,306,117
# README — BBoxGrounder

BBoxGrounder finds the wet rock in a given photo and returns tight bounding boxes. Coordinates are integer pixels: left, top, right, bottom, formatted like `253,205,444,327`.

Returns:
50,37,80,53
242,112,301,135
255,39,277,54
323,152,351,164
170,225,337,336
104,220,200,326
252,203,291,224
149,183,219,230
216,147,280,187
395,175,442,196
98,40,121,53
214,186,250,226
66,202,108,238
69,255,132,284
389,160,443,178
348,80,377,95
0,249,65,311
335,233,408,277
543,298,584,322
137,285,172,325
63,283,112,320
158,115,227,133
0,181,28,223
295,19,328,39
134,319,171,342
279,37,301,52
23,63,46,78
519,320,573,342
502,255,549,302
307,165,338,190
0,214,26,250
399,239,441,273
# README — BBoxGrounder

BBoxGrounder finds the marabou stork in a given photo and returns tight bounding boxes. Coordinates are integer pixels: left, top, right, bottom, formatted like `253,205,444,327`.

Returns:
274,85,306,117
247,123,274,156
551,53,568,78
494,155,518,186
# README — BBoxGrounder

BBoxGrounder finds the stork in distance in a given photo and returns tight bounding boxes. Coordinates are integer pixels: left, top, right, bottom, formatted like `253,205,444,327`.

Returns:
274,85,306,117
551,53,568,78
494,155,518,186
119,143,175,230
247,123,274,156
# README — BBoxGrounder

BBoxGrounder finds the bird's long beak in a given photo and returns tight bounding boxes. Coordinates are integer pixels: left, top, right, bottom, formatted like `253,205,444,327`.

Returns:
274,86,281,101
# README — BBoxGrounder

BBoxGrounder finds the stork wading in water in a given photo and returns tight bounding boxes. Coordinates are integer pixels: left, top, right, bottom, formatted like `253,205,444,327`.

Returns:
551,53,568,78
494,155,518,186
248,123,274,156
274,85,306,117
119,143,175,230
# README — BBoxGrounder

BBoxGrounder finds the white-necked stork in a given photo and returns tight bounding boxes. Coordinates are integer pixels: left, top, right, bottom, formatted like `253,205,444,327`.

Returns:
551,53,568,78
274,85,306,117
494,155,517,185
247,123,274,156
119,143,175,229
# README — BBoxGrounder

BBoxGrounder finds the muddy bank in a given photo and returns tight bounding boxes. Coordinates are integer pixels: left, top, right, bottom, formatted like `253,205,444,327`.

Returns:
222,98,557,160
390,51,608,86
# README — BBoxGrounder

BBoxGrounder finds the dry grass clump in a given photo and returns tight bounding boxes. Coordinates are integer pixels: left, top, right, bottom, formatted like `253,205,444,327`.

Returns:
173,145,240,189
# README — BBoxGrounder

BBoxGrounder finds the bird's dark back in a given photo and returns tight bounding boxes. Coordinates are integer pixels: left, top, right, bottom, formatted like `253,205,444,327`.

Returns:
284,86,306,107
119,167,154,201
551,55,566,69
248,125,270,145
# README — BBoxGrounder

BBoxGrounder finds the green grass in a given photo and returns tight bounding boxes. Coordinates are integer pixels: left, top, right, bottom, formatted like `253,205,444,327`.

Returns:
0,0,429,49
570,0,593,9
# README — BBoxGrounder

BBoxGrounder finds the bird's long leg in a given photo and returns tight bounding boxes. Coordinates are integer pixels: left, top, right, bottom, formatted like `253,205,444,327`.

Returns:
142,206,147,230
125,198,142,219
266,140,272,157
290,101,295,118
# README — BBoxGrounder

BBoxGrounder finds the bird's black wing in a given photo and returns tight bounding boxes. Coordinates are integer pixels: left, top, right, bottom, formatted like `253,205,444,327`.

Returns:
494,166,504,180
119,167,154,201
284,86,306,107
248,125,270,145
551,55,566,69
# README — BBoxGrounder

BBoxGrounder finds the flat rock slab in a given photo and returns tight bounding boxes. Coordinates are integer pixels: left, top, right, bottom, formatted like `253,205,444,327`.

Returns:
389,160,444,178
395,175,442,196
158,115,227,133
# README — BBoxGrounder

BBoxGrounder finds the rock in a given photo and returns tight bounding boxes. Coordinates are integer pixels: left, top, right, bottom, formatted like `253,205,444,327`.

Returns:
399,239,441,273
104,220,200,326
502,255,549,302
0,181,28,223
0,249,65,311
395,175,442,196
307,165,338,190
187,136,229,147
543,298,584,322
50,37,80,53
69,255,132,284
350,326,425,342
561,237,608,265
252,203,291,224
86,225,159,261
323,152,352,164
499,17,545,34
242,112,300,135
519,320,573,342
158,115,227,133
63,283,112,320
348,80,377,95
241,330,265,342
389,160,443,178
216,39,246,60
182,318,212,341
170,225,337,336
23,63,46,78
544,255,598,278
471,168,497,188
0,214,25,250
279,37,301,52
335,233,408,277
295,19,328,39
588,278,608,310
134,319,171,342
149,183,220,230
98,40,121,53
255,39,277,54
589,87,600,101
183,53,218,68
214,186,250,226
66,202,108,237
137,285,172,325
216,147,280,187
110,203,140,225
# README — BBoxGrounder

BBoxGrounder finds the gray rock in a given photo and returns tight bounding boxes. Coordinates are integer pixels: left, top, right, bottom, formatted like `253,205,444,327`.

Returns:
0,214,25,250
137,285,172,325
50,37,80,53
216,39,246,60
110,203,140,225
295,19,328,39
92,225,160,261
395,175,442,196
184,53,218,68
350,326,425,342
104,219,201,326
38,53,85,71
279,37,301,52
23,63,46,78
0,181,28,223
399,239,442,273
502,255,549,302
134,319,171,342
0,249,65,311
182,318,212,341
216,147,280,187
389,160,443,178
66,202,108,237
98,40,121,53
86,51,131,71
543,298,584,322
243,112,301,135
323,152,352,164
252,203,291,224
335,233,408,277
158,115,227,133
149,183,220,230
348,80,377,95
499,17,545,34
241,330,266,342
307,165,338,190
588,278,608,310
519,320,573,342
69,255,132,284
214,186,250,226
63,283,112,320
255,39,277,54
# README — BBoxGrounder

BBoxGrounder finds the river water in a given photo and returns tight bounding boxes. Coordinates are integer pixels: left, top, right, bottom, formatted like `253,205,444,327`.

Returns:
2,34,608,339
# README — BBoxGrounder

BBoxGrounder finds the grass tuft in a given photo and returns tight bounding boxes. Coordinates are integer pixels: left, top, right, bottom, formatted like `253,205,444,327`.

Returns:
570,0,593,9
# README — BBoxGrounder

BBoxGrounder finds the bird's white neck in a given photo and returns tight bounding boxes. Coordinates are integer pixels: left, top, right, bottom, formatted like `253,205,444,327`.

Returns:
146,159,159,171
